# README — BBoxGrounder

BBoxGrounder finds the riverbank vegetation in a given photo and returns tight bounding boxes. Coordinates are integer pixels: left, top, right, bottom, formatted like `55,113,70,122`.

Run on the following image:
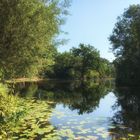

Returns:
0,83,26,138
0,83,55,139
0,1,114,81
0,80,113,139
44,44,115,80
110,4,140,86
0,0,69,138
0,0,69,80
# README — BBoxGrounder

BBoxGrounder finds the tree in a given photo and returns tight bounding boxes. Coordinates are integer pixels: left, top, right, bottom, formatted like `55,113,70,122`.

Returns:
71,44,100,79
0,0,69,80
98,58,115,78
109,5,140,85
53,52,76,79
45,43,113,80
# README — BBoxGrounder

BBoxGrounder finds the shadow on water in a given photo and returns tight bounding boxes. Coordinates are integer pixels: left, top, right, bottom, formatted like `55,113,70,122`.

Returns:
1,80,140,139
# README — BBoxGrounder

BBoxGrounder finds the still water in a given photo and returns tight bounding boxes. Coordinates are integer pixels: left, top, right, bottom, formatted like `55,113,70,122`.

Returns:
4,81,140,139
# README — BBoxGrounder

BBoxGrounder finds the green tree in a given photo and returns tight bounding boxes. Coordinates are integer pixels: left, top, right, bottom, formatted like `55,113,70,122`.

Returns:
46,43,113,80
0,0,69,80
98,58,114,78
109,5,140,85
71,44,100,79
53,52,76,79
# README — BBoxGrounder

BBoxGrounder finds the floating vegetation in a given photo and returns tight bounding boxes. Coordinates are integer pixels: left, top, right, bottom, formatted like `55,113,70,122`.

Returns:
1,81,139,140
1,97,128,140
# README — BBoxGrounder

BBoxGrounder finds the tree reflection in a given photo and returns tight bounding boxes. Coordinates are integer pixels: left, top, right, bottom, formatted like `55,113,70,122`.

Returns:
12,80,113,114
109,87,140,139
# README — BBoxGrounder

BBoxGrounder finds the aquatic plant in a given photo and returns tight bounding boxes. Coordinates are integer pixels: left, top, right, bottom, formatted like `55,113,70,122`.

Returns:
0,83,26,139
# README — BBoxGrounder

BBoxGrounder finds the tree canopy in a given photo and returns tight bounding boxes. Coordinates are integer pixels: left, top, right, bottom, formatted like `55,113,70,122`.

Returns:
109,4,140,86
45,44,113,80
0,0,69,80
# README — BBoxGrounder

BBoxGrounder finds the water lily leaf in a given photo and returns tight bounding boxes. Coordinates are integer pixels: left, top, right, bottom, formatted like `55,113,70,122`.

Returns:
128,134,135,137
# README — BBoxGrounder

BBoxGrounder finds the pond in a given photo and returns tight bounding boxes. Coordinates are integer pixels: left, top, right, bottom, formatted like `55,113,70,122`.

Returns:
2,80,140,140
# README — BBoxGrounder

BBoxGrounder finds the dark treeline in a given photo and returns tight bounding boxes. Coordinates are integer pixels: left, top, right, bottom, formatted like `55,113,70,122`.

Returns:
110,4,140,86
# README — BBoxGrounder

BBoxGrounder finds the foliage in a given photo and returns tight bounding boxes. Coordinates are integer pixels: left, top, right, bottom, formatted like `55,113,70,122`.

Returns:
0,96,55,139
109,4,140,86
0,83,27,138
51,52,76,79
70,44,100,79
0,83,17,120
45,44,113,79
98,58,115,78
0,0,69,79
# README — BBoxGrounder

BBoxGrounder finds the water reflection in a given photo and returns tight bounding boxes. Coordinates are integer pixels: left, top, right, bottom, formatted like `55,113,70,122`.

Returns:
12,80,113,114
109,87,140,139
3,81,140,139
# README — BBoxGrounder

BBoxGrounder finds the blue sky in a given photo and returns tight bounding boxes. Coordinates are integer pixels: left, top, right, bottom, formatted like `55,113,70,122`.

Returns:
58,0,140,61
